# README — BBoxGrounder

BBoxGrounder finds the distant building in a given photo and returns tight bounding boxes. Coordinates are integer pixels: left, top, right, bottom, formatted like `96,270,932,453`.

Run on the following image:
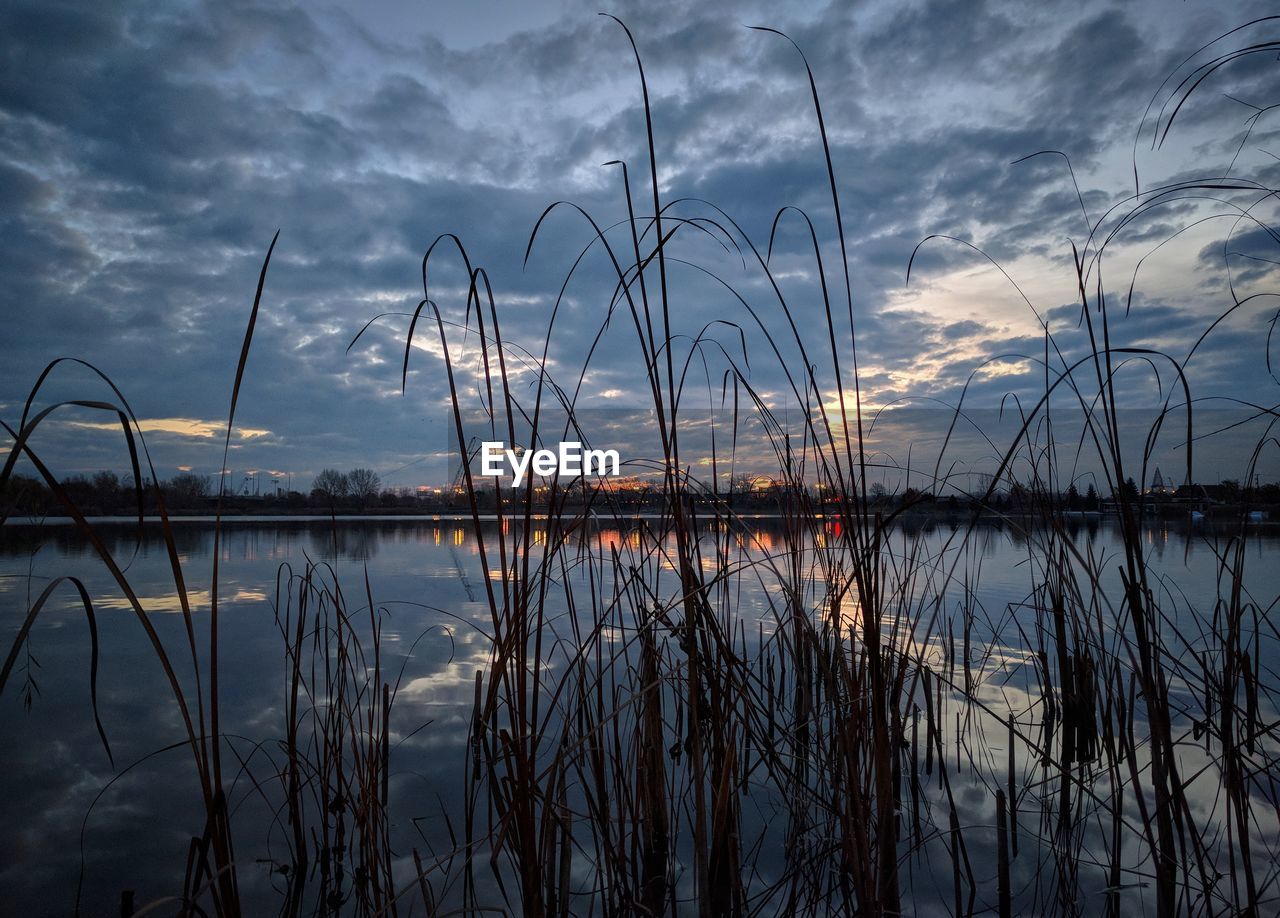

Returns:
1147,467,1174,496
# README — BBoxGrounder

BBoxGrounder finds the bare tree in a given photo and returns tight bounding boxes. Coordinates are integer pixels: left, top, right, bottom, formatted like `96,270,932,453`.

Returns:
312,468,349,502
91,470,120,495
167,472,210,506
347,468,381,509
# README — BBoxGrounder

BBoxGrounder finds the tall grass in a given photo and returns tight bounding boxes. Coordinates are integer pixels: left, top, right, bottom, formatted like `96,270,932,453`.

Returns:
3,15,1280,918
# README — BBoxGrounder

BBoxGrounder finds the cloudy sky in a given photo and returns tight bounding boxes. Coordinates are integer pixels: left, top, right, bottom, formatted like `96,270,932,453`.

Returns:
2,0,1279,492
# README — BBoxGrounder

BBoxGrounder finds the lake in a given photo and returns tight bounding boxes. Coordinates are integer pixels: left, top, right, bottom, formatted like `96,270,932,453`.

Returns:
1,515,1277,915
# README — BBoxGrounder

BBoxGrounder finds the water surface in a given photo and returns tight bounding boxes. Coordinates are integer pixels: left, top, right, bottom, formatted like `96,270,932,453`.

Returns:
1,516,1276,914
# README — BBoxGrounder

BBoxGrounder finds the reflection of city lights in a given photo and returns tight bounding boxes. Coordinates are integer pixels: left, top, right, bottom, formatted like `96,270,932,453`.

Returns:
453,528,465,546
433,527,441,545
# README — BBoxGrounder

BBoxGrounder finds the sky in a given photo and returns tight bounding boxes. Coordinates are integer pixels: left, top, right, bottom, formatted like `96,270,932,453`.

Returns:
2,0,1279,494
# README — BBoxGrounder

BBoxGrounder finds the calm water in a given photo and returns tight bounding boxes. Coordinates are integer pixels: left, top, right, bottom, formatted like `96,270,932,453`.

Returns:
1,516,1276,915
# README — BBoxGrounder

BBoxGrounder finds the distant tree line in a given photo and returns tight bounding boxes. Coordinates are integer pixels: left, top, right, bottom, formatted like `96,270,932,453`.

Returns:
1,469,213,516
1,467,400,517
3,467,1278,520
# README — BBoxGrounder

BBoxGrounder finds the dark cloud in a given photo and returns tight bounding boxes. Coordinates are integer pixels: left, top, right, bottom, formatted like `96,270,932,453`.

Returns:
2,0,1279,488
